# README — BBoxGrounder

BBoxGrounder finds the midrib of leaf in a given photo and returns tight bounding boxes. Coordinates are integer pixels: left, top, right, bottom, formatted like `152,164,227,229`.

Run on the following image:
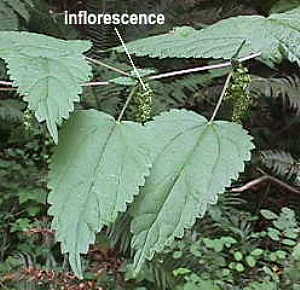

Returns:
53,131,95,224
72,121,119,264
206,125,222,193
111,144,126,216
134,122,211,268
22,57,79,141
44,61,54,141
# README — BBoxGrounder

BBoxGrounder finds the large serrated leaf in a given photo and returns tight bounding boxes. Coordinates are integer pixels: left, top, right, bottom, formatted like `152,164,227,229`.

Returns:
115,8,300,66
48,110,152,278
130,110,254,273
0,32,92,143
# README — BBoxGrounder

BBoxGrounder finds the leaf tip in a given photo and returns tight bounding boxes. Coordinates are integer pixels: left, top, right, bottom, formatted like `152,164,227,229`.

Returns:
69,252,83,280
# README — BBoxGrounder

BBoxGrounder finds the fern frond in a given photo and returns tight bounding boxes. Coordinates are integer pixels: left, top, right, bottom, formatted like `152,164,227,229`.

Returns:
150,73,213,113
107,212,132,255
0,100,24,123
3,0,33,22
0,1,18,30
0,60,7,79
0,0,33,30
83,54,132,116
250,75,300,113
84,0,119,55
147,258,177,290
261,150,300,181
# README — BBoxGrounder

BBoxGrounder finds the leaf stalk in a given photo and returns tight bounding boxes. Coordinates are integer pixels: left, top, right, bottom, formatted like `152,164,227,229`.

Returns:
117,86,138,122
209,72,232,123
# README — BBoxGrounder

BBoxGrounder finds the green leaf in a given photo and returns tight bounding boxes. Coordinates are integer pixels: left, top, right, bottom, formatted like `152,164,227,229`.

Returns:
173,268,191,276
292,243,300,260
245,281,278,290
284,231,298,239
246,255,256,267
263,266,280,282
0,32,92,143
235,263,245,272
250,248,264,256
190,244,202,257
275,250,287,259
273,207,298,231
282,238,297,246
222,269,231,276
267,227,281,241
269,252,277,261
220,236,237,247
10,218,31,232
234,251,243,261
18,188,47,204
48,110,152,278
130,109,254,273
229,262,236,269
172,251,183,259
260,209,279,220
115,8,300,66
203,238,224,252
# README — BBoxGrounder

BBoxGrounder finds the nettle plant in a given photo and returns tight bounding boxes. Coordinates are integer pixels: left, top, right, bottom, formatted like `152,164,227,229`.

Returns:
1,7,300,279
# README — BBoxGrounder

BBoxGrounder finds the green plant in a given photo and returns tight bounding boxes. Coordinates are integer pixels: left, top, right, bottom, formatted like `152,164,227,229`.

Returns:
261,150,300,185
250,75,300,114
283,242,300,288
115,7,300,66
0,28,257,279
165,207,300,289
0,32,92,144
1,3,300,286
259,207,299,247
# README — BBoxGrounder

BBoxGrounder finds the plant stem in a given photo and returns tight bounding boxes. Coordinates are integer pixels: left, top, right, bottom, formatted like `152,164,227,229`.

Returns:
148,52,261,81
0,81,13,86
117,86,138,122
0,52,261,89
0,87,16,91
86,57,130,77
82,81,110,86
231,176,269,192
257,168,300,194
209,72,232,123
232,168,300,195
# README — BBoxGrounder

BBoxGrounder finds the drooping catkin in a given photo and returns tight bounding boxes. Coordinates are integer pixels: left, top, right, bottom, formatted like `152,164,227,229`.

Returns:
225,63,252,123
134,82,153,123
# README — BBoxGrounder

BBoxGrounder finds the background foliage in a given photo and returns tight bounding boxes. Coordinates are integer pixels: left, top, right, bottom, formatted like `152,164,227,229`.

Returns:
0,0,300,289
